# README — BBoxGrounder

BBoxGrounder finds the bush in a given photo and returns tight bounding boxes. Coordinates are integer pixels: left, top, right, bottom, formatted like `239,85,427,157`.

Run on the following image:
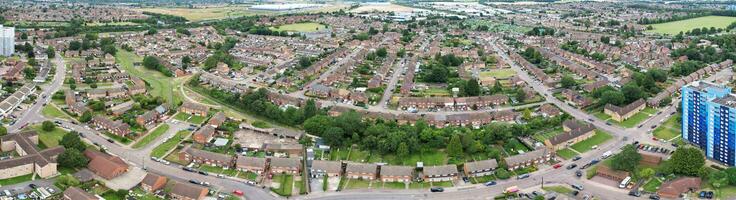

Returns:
42,121,55,132
495,168,511,180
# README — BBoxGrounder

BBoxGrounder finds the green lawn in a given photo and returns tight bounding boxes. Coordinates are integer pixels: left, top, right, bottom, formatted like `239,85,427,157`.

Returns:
571,130,613,153
384,150,448,166
116,49,181,106
654,115,681,140
408,182,429,189
237,171,258,181
543,186,573,194
150,130,191,158
270,22,327,33
480,69,517,79
32,125,69,148
104,132,132,144
345,179,371,190
41,104,73,120
252,121,272,129
173,112,191,121
382,182,406,189
647,16,736,35
642,178,662,192
618,107,657,128
271,174,294,197
0,174,35,186
188,115,207,125
132,124,170,149
555,148,579,160
431,181,454,187
532,128,563,142
470,175,496,184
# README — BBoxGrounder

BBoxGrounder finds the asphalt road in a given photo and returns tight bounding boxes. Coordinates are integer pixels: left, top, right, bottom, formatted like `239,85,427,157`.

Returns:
9,54,65,132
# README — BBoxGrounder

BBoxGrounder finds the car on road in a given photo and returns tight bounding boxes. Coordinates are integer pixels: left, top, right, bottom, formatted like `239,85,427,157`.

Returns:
430,187,444,192
587,118,594,122
649,194,660,200
233,190,244,196
107,139,114,143
462,177,469,183
575,170,583,177
516,174,530,179
484,181,497,186
605,122,611,125
651,125,657,129
572,156,582,161
182,167,195,172
28,184,37,189
571,184,584,191
189,179,199,184
571,190,579,196
553,164,562,169
629,190,641,197
567,164,578,169
638,125,643,128
198,171,209,176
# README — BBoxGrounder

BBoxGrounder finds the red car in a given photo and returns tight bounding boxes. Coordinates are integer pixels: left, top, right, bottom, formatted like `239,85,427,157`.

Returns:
233,190,244,196
553,164,562,169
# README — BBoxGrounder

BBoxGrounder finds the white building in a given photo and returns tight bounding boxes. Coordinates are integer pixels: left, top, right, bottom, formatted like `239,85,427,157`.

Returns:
0,25,14,57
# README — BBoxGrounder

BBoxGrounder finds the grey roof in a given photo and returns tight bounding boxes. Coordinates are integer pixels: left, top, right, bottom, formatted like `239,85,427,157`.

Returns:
236,156,266,169
505,148,549,167
346,163,377,174
181,145,232,163
423,164,458,176
604,99,645,116
380,165,414,177
549,121,595,145
269,157,301,169
311,160,342,174
464,159,498,172
170,181,208,200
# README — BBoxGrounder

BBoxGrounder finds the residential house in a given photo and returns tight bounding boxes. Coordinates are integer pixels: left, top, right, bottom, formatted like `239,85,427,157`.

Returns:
345,163,377,180
423,164,458,182
505,148,551,170
84,149,129,180
544,120,595,151
463,159,498,177
63,187,99,200
310,160,342,178
0,132,65,180
208,112,226,128
140,173,167,193
192,126,215,144
657,177,701,199
136,110,161,127
604,99,646,122
379,165,414,182
179,145,233,167
539,104,560,117
169,181,209,200
235,156,266,173
269,157,301,175
180,101,209,116
90,115,130,136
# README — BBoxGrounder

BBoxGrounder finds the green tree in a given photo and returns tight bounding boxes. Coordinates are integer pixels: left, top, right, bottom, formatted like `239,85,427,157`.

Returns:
58,149,89,168
639,168,655,180
46,46,56,58
0,125,6,137
611,144,641,172
447,135,464,158
397,142,409,158
79,111,92,123
710,170,729,189
42,121,55,132
600,90,626,106
303,99,318,120
560,75,577,89
670,147,705,176
495,168,511,179
54,174,80,190
376,47,388,57
725,167,736,185
60,132,86,151
464,79,480,96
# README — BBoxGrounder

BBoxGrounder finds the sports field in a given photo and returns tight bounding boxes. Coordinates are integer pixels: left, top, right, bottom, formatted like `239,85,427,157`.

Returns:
646,16,736,35
270,22,327,33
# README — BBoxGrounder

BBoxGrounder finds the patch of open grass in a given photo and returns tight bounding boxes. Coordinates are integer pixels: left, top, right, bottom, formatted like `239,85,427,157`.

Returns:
571,130,613,153
29,125,69,148
116,49,181,107
654,115,681,140
543,185,573,194
271,174,293,197
556,148,579,160
646,16,736,35
270,22,327,33
173,112,191,121
409,182,429,189
382,182,406,189
150,130,191,158
480,68,516,79
642,178,662,192
0,174,35,186
431,181,454,187
132,124,170,149
41,104,73,120
188,115,207,125
345,179,371,190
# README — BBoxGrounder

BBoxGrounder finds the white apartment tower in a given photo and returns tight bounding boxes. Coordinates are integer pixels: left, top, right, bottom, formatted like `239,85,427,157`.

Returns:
0,25,15,57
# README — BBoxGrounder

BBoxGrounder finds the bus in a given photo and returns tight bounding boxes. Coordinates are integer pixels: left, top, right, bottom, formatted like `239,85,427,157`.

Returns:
619,176,632,189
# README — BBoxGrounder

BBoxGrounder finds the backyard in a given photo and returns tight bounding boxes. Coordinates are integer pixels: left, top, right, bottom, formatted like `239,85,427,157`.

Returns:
479,68,517,79
646,16,736,35
594,107,657,128
570,130,613,153
271,174,294,196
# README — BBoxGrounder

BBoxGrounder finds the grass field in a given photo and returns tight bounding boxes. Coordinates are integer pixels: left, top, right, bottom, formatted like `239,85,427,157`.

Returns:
138,6,275,21
654,115,681,140
0,174,36,186
642,178,662,192
150,130,191,158
188,115,207,125
270,22,327,33
555,148,579,160
271,174,294,196
543,186,573,194
594,107,657,128
532,128,563,142
480,69,517,79
116,49,182,107
86,22,139,26
647,16,736,35
173,112,191,121
41,104,73,120
31,125,69,148
571,130,613,153
132,124,170,149
345,179,371,190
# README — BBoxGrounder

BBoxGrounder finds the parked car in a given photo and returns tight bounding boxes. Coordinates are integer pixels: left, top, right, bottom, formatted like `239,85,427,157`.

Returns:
484,181,497,186
430,187,444,192
572,156,582,161
107,139,114,143
567,164,578,170
516,174,530,179
198,171,209,176
233,190,244,196
28,184,37,189
649,194,660,200
575,170,583,177
629,190,641,197
462,177,469,183
553,164,562,169
571,184,584,191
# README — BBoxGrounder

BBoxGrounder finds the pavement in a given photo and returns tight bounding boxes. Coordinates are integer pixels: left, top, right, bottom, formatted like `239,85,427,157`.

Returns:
8,54,65,132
